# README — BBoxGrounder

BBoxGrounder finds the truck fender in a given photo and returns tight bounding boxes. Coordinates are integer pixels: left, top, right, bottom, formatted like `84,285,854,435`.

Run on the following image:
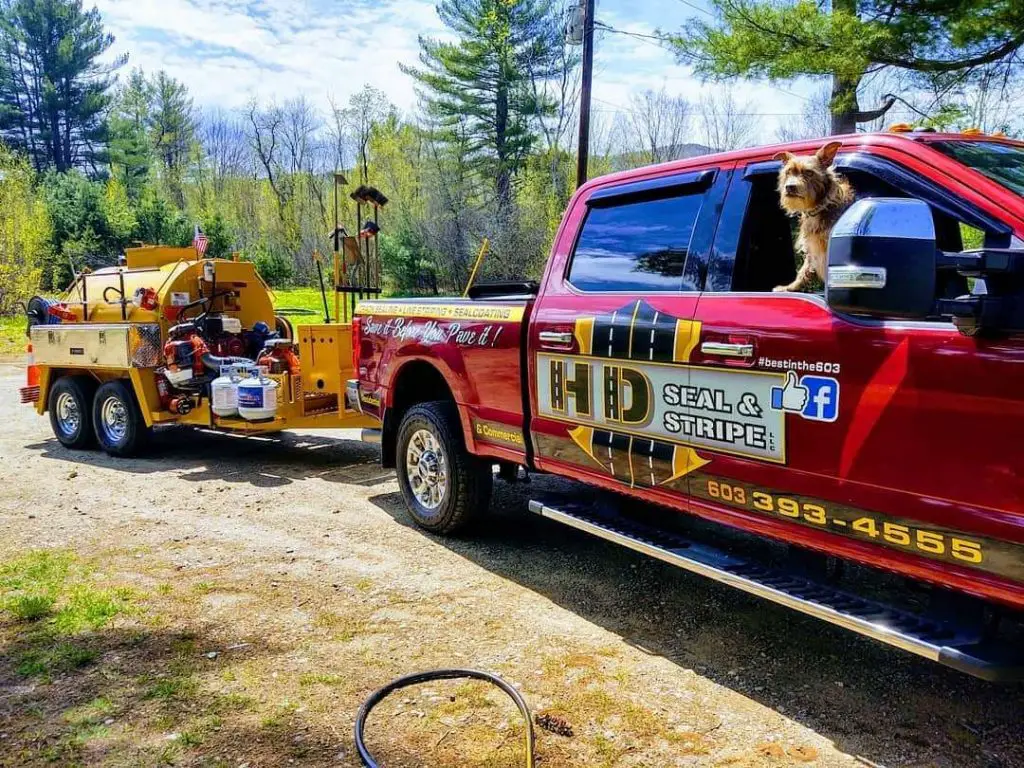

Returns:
380,356,475,467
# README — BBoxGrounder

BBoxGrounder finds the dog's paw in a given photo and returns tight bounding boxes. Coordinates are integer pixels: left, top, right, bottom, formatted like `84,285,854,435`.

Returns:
772,285,791,293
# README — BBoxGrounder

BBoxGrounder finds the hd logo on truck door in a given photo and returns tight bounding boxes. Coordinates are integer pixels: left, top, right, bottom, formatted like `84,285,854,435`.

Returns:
537,300,787,470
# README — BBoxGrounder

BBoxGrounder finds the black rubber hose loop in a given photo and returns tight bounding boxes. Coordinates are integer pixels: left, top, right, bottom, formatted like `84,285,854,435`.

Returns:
354,669,535,768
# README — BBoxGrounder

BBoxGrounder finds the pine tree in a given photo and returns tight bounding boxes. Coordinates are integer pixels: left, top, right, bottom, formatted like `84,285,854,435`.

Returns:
108,69,153,200
0,0,122,172
402,0,563,210
662,0,1024,134
149,70,195,205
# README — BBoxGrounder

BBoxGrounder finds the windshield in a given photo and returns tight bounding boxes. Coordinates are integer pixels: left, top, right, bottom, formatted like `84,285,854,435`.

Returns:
931,140,1024,196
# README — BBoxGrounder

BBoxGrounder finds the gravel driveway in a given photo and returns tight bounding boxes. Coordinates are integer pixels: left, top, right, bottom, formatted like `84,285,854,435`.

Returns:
0,364,1021,767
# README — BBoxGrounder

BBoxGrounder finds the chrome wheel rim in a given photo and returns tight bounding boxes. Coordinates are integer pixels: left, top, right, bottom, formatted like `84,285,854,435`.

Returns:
405,428,447,510
100,396,129,444
54,392,81,437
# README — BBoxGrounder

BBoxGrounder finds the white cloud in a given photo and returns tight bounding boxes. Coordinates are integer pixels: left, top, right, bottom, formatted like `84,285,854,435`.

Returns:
93,0,819,136
95,0,445,114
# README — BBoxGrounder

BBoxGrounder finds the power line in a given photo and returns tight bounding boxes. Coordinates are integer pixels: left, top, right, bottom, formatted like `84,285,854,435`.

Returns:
674,0,714,17
594,22,668,50
594,18,812,105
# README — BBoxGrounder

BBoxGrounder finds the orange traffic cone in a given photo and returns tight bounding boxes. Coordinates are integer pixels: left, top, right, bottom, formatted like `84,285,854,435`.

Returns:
20,343,40,404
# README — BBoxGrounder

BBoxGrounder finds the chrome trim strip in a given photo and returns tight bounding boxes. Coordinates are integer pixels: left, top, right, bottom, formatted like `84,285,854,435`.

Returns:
700,341,754,358
538,330,573,345
828,265,888,290
528,501,943,662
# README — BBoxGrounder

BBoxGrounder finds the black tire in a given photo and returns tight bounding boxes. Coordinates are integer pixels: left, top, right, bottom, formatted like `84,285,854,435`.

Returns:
48,376,97,450
395,402,492,535
92,380,151,457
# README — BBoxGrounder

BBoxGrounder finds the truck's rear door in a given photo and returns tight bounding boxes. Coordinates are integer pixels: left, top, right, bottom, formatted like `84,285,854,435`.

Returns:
528,166,732,502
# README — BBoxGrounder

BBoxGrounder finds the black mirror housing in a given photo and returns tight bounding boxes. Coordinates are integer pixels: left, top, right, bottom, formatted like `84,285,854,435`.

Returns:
826,198,937,319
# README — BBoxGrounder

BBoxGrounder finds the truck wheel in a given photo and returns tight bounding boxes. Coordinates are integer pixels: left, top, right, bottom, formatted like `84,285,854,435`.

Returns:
93,380,151,457
396,402,492,535
48,376,97,450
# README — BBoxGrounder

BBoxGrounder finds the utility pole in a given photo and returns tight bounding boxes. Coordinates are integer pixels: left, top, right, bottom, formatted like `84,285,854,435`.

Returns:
570,0,596,188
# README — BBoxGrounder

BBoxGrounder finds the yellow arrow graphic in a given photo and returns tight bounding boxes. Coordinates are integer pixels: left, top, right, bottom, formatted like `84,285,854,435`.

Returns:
662,446,710,485
568,425,603,468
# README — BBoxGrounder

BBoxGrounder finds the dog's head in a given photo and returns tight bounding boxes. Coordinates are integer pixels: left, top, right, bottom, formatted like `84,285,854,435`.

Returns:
773,141,842,214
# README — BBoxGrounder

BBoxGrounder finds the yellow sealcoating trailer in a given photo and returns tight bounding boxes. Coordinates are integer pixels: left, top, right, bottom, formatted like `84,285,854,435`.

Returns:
21,245,379,456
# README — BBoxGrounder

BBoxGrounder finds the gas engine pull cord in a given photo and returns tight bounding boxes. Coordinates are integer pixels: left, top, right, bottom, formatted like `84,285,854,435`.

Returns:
354,668,535,768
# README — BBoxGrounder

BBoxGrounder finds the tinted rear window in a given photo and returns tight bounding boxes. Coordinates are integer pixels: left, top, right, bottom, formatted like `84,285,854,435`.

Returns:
931,140,1024,196
568,192,704,292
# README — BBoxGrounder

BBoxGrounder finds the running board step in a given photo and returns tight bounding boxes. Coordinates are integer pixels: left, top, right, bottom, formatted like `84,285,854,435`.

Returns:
528,499,1024,682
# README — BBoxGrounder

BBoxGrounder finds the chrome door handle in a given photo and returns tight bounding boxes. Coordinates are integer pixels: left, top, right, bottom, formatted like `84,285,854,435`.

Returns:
701,341,754,358
538,331,573,346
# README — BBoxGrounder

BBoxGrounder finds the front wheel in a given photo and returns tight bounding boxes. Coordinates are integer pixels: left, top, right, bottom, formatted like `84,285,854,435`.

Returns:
93,380,151,457
396,402,492,535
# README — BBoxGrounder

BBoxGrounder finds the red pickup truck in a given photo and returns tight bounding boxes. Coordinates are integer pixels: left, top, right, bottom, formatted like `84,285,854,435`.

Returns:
349,131,1024,681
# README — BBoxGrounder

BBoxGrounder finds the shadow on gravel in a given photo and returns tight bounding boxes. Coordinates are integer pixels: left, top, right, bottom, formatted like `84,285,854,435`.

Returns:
26,427,393,489
370,477,1024,768
0,622,346,766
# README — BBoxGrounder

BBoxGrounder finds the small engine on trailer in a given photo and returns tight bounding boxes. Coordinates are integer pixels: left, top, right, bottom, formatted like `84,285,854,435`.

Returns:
159,317,267,415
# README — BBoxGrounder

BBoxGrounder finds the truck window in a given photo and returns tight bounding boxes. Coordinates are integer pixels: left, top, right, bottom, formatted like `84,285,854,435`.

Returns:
728,167,992,299
568,190,704,292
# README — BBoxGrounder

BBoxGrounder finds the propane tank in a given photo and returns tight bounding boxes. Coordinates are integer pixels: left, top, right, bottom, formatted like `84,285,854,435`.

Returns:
237,368,279,421
211,366,244,417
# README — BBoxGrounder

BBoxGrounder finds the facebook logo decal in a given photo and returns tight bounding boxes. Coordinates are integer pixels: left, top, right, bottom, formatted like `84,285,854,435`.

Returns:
770,372,840,423
799,375,840,422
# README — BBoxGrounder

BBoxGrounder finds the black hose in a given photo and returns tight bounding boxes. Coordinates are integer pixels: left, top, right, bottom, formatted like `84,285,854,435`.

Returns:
354,669,535,768
201,352,254,374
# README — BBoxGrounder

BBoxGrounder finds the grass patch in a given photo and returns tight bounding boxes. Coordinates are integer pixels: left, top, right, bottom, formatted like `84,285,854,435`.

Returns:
0,314,25,357
1,550,73,615
7,592,56,620
269,286,330,318
64,696,115,725
17,641,98,677
145,675,200,701
1,550,134,680
298,671,345,687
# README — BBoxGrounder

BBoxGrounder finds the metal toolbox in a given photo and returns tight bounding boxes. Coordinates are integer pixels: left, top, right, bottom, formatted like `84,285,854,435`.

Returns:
30,324,162,369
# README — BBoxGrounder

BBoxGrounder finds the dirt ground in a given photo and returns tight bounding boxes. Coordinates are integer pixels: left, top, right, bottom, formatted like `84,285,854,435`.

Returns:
0,362,1022,768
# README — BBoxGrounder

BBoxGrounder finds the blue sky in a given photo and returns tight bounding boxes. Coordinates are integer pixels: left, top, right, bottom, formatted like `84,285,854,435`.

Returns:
93,0,816,134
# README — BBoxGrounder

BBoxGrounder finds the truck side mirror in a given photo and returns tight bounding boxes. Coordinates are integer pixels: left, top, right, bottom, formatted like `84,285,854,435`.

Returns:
826,198,937,319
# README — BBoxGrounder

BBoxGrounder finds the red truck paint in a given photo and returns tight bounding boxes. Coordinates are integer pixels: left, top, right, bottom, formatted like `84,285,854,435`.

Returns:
355,132,1024,612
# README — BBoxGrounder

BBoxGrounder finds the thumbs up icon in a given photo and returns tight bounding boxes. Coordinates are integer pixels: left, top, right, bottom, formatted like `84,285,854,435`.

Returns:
771,371,809,413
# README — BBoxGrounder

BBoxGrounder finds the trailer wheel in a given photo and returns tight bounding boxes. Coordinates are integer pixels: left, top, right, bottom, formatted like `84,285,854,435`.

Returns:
93,380,151,457
48,376,97,450
396,402,492,535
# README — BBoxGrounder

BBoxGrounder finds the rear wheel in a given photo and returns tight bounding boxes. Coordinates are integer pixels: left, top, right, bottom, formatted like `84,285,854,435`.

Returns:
396,402,492,535
48,376,97,450
93,380,151,457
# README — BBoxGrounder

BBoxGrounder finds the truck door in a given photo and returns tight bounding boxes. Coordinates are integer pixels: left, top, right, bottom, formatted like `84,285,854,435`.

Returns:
685,153,1024,592
529,167,732,503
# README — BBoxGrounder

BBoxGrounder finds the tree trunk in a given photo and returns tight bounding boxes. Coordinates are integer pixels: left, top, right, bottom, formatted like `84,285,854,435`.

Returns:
495,83,511,212
829,0,860,135
830,74,860,135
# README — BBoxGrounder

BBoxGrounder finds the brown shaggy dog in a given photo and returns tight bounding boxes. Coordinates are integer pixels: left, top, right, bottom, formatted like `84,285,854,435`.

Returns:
772,141,854,292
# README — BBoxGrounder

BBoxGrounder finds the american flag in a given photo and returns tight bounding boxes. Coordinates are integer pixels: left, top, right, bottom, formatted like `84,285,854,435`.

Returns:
193,224,209,257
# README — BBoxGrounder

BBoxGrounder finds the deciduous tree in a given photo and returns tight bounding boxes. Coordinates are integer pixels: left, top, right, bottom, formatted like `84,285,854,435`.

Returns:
662,0,1024,134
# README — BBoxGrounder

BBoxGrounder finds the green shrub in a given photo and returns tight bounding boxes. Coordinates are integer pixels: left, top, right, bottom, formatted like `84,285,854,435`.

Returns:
243,241,294,287
0,145,49,312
